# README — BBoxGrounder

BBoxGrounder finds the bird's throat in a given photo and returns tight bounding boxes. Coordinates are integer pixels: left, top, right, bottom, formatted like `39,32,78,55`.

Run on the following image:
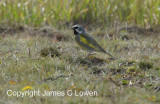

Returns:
74,29,79,35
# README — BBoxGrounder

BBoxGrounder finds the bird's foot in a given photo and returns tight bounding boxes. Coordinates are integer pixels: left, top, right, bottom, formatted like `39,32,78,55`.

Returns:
86,52,95,59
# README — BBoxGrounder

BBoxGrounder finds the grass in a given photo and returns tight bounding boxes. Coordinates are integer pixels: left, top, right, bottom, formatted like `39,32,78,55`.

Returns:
0,0,160,103
0,0,160,27
0,27,160,104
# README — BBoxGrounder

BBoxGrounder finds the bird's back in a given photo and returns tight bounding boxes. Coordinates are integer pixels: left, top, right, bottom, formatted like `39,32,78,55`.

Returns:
75,32,106,53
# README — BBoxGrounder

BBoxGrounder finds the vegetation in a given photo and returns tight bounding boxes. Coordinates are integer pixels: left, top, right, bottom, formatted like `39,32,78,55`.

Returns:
0,0,160,104
0,27,159,104
0,0,160,27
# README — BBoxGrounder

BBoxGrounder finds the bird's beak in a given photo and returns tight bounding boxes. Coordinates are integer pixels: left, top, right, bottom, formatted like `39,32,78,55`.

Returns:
71,27,74,29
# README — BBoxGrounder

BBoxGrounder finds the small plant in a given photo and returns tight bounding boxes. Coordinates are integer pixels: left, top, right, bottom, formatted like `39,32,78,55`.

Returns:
126,66,137,74
138,61,153,70
40,47,61,57
122,80,128,85
155,66,160,71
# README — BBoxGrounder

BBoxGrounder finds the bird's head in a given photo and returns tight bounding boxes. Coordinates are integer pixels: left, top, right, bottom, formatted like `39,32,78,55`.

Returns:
71,24,85,35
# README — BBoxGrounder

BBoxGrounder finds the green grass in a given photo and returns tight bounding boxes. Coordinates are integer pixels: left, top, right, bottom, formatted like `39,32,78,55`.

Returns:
0,28,160,104
0,0,160,27
0,0,160,103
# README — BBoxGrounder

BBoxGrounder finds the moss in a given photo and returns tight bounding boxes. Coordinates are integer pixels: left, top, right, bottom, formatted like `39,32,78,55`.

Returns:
122,80,128,85
126,66,137,74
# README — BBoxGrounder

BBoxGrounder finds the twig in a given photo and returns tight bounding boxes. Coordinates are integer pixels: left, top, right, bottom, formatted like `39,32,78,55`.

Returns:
38,75,69,83
28,47,31,58
25,25,33,35
1,29,10,35
25,25,32,58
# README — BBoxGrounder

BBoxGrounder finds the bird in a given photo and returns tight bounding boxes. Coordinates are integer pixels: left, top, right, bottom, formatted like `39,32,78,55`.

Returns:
71,24,114,58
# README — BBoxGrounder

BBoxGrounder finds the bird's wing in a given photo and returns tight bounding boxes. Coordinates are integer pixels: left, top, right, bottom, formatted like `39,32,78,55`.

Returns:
79,33,106,53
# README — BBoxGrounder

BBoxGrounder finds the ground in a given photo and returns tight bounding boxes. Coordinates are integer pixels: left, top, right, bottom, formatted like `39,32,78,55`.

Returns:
0,25,160,104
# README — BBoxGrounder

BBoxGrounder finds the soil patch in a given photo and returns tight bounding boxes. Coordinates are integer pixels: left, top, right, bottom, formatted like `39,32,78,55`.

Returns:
0,25,68,41
119,25,160,35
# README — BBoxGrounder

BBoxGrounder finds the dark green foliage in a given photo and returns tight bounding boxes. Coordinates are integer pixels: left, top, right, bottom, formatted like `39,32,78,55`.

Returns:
138,61,153,70
40,47,61,57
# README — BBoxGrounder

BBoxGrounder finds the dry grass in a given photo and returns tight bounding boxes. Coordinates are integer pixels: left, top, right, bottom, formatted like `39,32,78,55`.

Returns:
0,26,160,104
0,0,160,103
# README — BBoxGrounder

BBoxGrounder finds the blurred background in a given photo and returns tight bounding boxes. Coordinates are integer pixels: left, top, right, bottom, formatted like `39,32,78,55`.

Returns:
0,0,160,28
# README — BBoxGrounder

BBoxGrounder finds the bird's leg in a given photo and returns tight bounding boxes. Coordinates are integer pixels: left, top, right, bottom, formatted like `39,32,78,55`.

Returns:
87,51,92,57
87,51,96,59
86,51,93,58
106,51,115,60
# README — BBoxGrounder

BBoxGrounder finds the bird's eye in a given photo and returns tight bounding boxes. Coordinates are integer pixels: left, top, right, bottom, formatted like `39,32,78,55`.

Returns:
74,27,78,29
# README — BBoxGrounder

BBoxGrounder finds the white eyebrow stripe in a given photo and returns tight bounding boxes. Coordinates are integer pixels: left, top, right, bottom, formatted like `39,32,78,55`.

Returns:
73,26,78,28
76,29,82,34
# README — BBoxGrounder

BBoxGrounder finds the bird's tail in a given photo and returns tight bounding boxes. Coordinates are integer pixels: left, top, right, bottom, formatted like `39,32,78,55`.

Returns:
99,48,114,58
106,51,114,58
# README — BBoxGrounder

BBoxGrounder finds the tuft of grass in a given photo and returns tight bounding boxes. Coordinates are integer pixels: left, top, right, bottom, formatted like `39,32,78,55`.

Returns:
139,61,153,70
40,47,61,57
155,67,160,71
126,66,138,74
